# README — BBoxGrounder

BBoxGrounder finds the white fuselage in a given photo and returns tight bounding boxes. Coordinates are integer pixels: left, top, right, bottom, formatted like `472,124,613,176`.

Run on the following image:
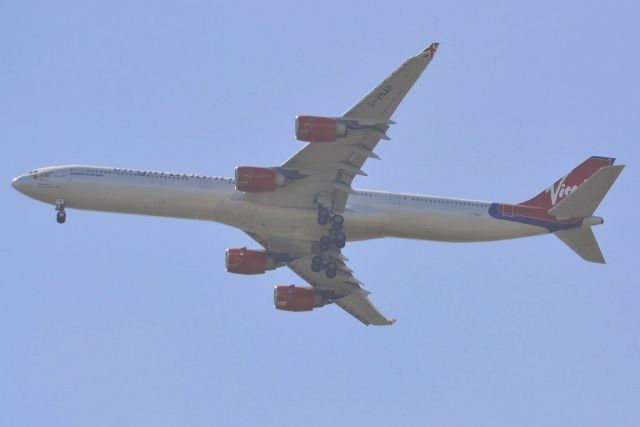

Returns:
11,165,548,243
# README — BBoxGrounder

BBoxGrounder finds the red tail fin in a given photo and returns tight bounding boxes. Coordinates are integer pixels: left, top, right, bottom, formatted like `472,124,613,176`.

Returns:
519,156,615,210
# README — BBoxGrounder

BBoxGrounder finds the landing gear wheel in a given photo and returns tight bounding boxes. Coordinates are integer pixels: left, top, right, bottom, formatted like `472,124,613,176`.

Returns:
311,255,324,272
55,199,66,224
334,232,346,249
319,236,332,252
324,262,338,279
318,207,330,218
330,214,344,231
317,207,330,225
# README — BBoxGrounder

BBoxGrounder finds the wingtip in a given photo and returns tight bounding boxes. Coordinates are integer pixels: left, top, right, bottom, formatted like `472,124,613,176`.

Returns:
419,42,439,58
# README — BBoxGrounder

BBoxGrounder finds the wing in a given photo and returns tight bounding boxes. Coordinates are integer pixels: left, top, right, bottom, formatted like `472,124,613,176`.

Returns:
245,42,439,212
247,231,394,326
238,43,440,325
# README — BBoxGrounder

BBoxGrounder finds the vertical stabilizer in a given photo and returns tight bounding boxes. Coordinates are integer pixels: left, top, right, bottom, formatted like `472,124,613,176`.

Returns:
520,156,615,210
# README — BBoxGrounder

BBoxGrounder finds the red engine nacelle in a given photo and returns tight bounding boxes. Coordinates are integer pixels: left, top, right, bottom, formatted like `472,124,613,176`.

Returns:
226,247,276,275
274,285,325,312
235,166,285,193
295,116,347,143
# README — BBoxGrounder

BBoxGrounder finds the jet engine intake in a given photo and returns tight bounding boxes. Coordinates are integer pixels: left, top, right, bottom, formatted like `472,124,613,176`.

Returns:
235,166,285,193
295,116,347,143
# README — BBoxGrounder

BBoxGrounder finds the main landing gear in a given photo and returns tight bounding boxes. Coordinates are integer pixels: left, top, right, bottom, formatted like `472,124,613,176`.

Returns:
55,199,66,224
313,206,347,279
316,207,344,230
318,231,346,251
317,207,330,226
311,255,338,279
316,207,347,250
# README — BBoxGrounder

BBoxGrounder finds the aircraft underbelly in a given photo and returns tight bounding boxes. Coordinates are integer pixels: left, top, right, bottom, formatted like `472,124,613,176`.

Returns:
36,179,225,221
215,200,392,241
385,208,546,242
30,176,547,243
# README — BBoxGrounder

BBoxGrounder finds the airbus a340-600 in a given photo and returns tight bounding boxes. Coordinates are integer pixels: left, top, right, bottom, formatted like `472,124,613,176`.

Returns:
11,43,624,325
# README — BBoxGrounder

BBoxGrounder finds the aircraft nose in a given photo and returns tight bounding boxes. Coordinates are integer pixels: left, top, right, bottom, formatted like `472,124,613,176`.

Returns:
11,175,29,194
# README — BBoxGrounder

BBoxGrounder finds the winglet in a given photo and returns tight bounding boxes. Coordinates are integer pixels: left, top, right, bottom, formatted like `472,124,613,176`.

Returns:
419,42,439,59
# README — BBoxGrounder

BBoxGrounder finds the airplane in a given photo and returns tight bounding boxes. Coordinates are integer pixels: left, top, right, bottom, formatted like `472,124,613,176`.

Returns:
11,42,624,326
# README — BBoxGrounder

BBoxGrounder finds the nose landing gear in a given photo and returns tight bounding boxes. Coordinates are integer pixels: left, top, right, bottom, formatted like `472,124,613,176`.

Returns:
56,211,66,224
55,199,66,224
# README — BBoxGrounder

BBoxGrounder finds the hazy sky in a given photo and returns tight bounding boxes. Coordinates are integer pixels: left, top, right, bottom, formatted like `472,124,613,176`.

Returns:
1,1,638,426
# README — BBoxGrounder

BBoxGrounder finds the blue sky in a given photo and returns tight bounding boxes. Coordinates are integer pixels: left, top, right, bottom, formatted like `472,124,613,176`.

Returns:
1,1,638,426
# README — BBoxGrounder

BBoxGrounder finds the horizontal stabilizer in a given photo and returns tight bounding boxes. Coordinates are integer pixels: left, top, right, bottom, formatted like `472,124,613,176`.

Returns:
555,227,605,264
549,165,624,218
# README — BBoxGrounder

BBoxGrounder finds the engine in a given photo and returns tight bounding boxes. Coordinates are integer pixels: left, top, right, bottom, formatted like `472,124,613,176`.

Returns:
295,116,347,143
235,166,285,193
273,285,327,312
226,247,276,275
